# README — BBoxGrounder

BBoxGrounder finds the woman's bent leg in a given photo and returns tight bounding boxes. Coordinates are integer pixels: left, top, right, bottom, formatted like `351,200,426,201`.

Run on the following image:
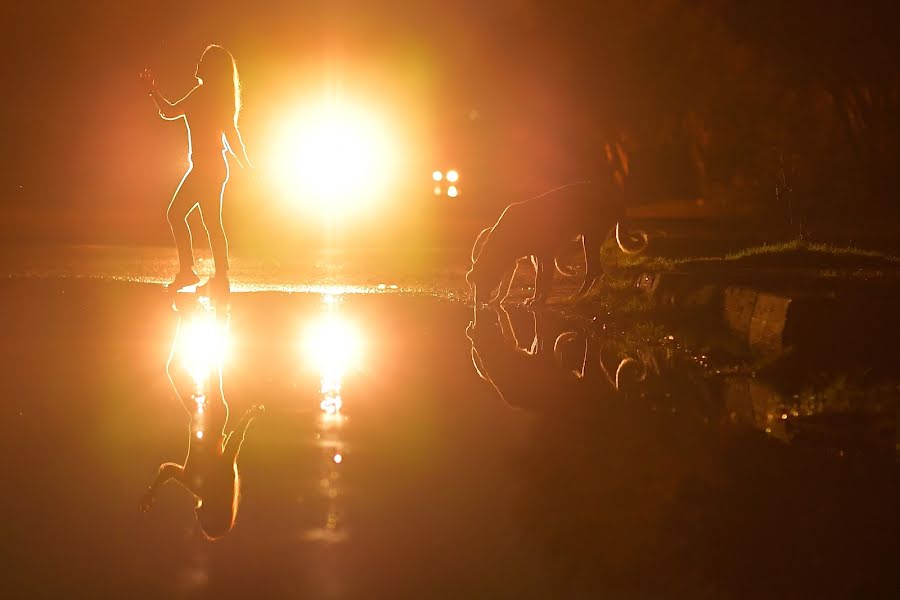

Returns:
167,174,199,274
200,201,229,276
199,166,230,278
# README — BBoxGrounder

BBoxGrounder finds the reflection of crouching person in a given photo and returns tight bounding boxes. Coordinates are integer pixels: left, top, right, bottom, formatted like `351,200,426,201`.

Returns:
141,404,264,540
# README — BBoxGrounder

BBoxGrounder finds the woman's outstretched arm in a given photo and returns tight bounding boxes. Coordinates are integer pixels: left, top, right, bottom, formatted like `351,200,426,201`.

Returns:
224,123,253,169
151,88,199,120
140,68,197,120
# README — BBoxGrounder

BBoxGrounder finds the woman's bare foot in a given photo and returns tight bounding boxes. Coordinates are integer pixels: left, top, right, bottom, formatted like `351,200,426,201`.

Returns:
168,270,200,291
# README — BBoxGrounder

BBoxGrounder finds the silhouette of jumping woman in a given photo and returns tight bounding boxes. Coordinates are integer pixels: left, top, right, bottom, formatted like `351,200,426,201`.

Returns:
140,45,252,293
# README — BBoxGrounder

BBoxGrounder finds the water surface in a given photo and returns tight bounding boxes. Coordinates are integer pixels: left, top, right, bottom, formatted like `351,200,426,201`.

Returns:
1,278,897,598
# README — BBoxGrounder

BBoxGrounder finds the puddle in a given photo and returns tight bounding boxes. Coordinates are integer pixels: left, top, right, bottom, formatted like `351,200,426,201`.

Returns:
0,278,896,598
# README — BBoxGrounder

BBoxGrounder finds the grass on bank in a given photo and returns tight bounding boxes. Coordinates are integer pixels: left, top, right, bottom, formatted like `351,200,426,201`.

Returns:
577,238,900,310
607,239,900,273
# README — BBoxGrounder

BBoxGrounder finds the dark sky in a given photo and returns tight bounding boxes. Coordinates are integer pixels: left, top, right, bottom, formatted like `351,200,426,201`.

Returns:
2,1,898,247
0,0,579,247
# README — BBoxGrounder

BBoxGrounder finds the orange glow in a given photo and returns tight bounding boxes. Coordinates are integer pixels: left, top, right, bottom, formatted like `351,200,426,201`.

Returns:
320,394,344,415
303,312,363,381
180,310,230,387
271,99,397,216
304,296,364,425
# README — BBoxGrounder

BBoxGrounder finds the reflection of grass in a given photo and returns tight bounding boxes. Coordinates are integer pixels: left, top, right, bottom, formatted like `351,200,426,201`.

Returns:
610,239,900,273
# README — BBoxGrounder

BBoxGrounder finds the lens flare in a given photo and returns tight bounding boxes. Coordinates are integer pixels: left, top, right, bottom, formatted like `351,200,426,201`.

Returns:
446,169,459,183
304,314,363,381
447,185,459,198
432,170,443,182
304,296,358,544
180,311,230,387
271,100,395,216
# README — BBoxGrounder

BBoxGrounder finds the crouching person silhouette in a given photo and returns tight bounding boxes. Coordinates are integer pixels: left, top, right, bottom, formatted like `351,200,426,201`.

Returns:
141,299,263,540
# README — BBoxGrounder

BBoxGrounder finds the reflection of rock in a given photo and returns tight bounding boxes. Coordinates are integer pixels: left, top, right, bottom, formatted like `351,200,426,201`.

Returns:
637,273,793,355
723,288,791,354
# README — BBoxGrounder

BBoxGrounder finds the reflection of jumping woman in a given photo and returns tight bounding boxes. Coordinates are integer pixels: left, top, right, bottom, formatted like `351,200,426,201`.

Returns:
140,45,252,293
141,301,263,540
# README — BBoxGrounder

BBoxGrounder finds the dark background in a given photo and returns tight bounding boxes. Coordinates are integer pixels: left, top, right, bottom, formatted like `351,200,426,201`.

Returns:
1,0,898,251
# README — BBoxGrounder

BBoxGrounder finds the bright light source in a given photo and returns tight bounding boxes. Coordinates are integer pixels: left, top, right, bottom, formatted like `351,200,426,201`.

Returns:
303,314,363,382
333,453,343,464
446,169,459,183
447,185,459,198
271,100,395,216
180,312,229,387
432,170,443,182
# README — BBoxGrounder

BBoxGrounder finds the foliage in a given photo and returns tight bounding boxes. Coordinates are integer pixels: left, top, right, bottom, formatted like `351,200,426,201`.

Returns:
459,1,900,222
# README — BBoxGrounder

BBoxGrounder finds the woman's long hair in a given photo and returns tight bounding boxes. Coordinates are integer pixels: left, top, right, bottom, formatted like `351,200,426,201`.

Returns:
197,44,241,125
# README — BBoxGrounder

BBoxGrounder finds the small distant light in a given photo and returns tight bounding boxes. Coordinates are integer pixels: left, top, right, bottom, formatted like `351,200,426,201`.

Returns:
447,185,459,198
781,414,788,420
196,431,204,439
333,453,343,464
446,170,459,183
432,170,443,182
433,185,442,196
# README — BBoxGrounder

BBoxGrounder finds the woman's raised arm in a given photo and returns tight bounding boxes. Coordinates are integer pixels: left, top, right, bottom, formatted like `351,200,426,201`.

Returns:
140,68,197,120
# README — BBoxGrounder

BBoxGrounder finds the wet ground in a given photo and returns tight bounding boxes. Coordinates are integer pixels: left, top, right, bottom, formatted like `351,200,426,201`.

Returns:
2,266,898,599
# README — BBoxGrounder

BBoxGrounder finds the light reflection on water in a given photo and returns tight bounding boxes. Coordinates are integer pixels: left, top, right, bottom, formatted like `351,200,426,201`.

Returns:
3,276,898,596
168,296,232,441
302,293,364,543
304,293,363,417
178,297,231,392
